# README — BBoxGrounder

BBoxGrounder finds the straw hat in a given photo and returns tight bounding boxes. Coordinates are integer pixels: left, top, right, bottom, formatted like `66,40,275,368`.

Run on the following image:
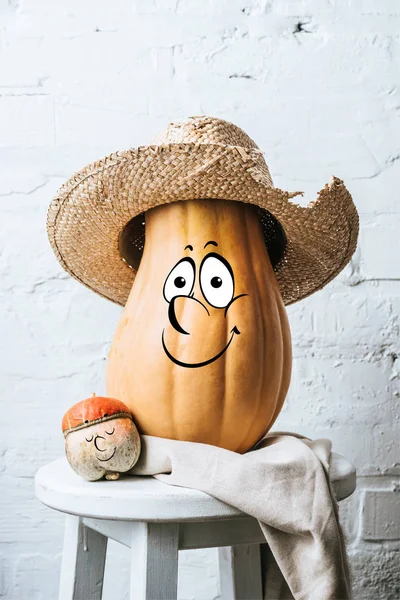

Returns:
47,115,358,306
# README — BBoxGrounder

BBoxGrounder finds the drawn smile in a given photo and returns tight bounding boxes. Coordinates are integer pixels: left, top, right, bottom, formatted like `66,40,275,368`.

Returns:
97,447,116,462
162,326,240,369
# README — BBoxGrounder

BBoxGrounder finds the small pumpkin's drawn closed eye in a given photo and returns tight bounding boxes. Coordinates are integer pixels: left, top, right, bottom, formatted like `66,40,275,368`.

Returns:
105,428,115,436
85,435,94,443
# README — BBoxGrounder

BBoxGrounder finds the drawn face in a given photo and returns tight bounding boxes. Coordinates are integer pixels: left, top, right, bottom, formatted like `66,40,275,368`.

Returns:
65,417,140,481
161,240,248,368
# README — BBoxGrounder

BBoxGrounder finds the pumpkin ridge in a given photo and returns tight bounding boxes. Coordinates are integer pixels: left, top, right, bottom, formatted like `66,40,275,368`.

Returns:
218,204,257,451
268,290,284,428
239,210,270,451
268,285,291,430
216,322,227,449
215,208,227,448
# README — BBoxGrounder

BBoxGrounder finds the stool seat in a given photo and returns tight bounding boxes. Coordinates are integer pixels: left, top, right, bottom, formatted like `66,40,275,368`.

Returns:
35,452,355,523
35,452,356,599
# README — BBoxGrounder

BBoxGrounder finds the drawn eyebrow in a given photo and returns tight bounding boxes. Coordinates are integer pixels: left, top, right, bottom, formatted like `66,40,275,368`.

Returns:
204,240,218,249
184,244,193,251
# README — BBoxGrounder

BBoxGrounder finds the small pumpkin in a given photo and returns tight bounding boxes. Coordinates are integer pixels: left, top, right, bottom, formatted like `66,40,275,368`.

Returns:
106,199,292,453
62,395,141,481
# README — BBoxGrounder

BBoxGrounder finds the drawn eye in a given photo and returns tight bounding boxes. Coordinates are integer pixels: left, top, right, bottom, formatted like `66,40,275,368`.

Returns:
85,435,94,443
105,428,115,436
163,258,196,302
200,253,234,308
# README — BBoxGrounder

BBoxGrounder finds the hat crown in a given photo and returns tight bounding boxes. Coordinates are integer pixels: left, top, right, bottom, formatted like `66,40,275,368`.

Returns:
152,116,259,149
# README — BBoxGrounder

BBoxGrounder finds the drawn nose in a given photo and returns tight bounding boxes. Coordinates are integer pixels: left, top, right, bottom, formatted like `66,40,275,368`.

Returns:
94,435,106,452
168,295,210,335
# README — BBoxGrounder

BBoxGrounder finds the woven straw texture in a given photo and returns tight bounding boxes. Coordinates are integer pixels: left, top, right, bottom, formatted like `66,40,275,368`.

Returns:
47,116,359,306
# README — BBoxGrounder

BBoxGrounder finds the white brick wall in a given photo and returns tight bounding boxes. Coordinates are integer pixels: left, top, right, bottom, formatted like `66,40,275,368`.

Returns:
362,488,400,541
1,1,399,598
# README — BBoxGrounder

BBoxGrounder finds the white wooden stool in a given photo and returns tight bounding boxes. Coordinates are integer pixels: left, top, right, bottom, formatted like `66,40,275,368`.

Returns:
35,453,355,600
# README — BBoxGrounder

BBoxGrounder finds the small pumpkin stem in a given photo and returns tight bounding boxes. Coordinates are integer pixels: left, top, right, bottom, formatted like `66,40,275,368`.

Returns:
92,392,96,398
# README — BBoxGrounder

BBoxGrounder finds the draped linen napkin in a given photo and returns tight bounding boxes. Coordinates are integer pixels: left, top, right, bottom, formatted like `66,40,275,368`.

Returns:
130,432,352,600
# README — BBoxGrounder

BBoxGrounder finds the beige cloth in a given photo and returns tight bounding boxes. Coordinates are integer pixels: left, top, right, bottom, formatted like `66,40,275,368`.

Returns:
131,432,351,600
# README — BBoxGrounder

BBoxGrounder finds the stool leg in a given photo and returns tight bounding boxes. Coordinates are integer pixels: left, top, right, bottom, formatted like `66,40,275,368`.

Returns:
129,522,179,600
218,544,263,600
59,515,108,600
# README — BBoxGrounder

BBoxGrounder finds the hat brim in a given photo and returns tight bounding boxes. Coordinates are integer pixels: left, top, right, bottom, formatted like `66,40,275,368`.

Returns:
47,143,359,306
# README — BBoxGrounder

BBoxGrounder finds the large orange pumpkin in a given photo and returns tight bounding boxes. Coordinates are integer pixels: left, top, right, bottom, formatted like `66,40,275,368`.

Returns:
106,198,291,453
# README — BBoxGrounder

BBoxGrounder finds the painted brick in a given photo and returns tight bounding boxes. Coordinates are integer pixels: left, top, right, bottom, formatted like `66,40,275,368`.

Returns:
13,554,61,600
0,556,6,597
0,39,46,88
0,95,54,148
362,489,400,541
360,215,400,280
